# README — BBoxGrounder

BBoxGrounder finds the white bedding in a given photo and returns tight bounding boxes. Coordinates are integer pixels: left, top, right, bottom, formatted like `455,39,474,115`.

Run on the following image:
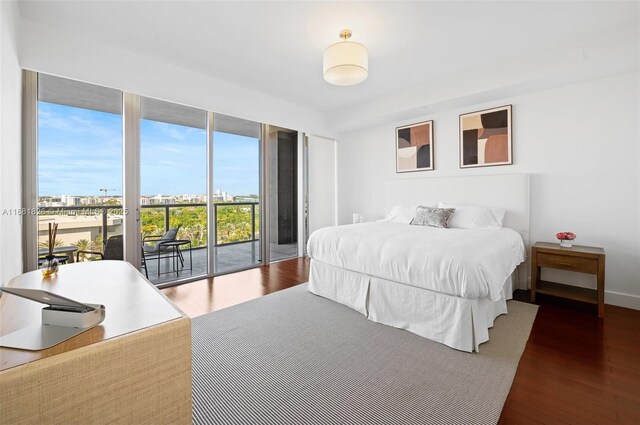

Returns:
307,222,525,301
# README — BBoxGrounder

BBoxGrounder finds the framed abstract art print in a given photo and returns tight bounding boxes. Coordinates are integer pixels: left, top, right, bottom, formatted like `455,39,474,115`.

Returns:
396,120,434,173
460,105,512,168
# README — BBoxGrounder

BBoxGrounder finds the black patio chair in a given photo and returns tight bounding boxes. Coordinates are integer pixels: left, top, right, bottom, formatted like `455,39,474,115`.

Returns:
141,247,149,279
142,226,184,276
76,235,123,262
142,225,181,255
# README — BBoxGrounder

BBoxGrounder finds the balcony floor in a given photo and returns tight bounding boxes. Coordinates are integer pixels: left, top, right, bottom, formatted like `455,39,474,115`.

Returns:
144,240,298,285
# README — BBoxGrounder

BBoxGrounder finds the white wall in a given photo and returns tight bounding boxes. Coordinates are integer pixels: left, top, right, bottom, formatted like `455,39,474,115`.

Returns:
308,135,337,234
337,71,640,309
17,17,335,139
0,0,23,284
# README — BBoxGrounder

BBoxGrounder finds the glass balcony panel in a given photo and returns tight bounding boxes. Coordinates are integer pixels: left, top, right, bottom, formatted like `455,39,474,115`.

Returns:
140,96,207,285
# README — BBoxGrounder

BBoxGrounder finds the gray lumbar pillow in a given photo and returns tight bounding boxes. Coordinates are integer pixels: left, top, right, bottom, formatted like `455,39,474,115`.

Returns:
410,206,456,228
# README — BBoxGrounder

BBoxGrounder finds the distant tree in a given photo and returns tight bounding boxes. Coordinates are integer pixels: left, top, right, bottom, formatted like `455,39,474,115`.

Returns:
216,205,253,244
141,208,165,240
74,239,96,261
94,234,104,252
38,239,64,250
137,202,260,248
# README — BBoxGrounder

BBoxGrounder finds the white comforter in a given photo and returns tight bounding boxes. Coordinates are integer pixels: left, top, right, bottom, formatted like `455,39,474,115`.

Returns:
307,222,525,301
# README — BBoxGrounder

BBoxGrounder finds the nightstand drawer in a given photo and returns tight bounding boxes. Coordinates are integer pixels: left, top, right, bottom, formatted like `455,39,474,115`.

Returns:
537,252,598,274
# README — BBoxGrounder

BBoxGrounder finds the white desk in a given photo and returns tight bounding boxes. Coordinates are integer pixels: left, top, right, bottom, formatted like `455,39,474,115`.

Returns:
0,261,192,424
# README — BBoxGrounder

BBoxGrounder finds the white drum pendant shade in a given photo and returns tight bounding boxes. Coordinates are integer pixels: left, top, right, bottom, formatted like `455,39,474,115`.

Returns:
323,30,368,86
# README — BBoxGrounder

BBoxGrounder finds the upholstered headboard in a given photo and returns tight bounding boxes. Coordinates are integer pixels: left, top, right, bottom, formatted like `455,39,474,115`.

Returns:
384,174,531,288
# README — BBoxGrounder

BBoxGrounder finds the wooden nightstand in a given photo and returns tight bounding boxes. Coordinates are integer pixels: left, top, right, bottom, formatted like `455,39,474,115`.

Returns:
530,242,606,317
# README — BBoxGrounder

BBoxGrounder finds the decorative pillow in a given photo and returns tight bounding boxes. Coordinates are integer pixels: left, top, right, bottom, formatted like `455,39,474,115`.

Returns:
437,202,505,229
410,206,456,228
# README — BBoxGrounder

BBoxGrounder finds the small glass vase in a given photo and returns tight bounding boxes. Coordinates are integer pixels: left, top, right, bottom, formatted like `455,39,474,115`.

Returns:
559,239,573,248
41,255,59,277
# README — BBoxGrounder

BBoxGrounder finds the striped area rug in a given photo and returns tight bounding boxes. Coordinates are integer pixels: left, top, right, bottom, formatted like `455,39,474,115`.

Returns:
192,283,537,425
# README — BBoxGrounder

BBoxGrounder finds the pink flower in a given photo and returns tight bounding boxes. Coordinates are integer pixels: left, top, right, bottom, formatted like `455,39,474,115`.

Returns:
556,232,576,241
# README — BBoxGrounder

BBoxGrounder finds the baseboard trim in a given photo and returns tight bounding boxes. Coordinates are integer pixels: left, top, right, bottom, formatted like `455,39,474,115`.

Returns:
605,290,640,310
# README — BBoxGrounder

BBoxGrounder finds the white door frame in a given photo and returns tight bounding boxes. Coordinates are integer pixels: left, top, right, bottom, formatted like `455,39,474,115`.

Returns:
122,93,141,268
21,70,39,272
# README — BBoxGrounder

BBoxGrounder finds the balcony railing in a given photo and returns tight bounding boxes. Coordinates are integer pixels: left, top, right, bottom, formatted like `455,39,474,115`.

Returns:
212,202,259,246
38,202,260,252
141,203,207,248
142,202,260,247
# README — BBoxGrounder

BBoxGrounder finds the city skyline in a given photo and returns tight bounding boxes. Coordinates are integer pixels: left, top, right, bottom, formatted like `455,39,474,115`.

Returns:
38,192,258,208
38,102,260,197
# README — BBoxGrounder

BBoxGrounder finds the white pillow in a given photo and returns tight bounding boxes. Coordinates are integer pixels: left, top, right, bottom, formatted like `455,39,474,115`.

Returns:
438,202,505,229
380,205,417,224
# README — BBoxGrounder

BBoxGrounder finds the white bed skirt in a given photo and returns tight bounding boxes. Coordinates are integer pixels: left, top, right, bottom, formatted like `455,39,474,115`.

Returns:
308,259,514,352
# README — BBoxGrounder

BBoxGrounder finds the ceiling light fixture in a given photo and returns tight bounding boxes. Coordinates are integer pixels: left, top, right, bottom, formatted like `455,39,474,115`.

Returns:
323,29,368,86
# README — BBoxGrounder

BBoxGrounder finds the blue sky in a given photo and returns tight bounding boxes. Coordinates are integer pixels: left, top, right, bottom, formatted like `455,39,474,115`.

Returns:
38,102,260,196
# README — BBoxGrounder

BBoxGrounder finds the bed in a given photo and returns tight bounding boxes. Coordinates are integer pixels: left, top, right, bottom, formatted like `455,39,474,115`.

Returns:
307,174,530,352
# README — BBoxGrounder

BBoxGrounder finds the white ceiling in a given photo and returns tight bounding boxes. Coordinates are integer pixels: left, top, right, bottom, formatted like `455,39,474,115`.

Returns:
18,1,640,129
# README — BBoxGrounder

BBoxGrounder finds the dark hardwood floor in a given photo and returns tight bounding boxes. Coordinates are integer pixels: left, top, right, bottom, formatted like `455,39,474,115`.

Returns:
162,258,640,424
499,293,640,425
161,257,310,317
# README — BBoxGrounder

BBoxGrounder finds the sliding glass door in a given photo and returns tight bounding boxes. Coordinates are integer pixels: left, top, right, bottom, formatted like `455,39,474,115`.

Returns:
36,74,124,266
212,114,262,274
139,97,208,284
26,71,297,285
